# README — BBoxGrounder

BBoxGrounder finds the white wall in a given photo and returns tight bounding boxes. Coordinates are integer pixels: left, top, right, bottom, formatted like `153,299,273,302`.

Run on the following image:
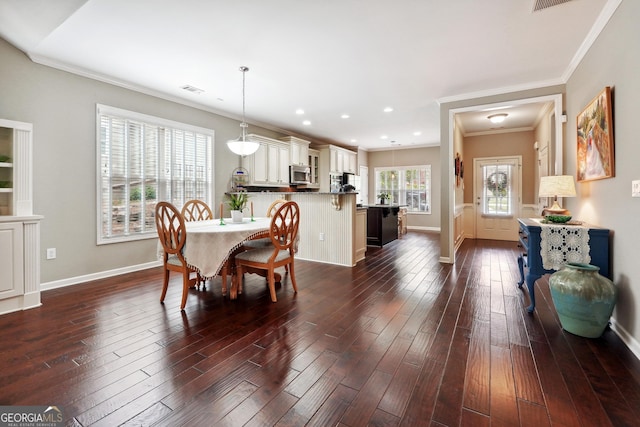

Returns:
565,0,640,353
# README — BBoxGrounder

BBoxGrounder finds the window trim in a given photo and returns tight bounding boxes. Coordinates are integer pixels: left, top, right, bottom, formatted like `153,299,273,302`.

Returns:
96,104,215,245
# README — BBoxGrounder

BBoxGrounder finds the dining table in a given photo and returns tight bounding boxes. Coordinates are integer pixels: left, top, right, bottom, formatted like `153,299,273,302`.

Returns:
181,216,277,299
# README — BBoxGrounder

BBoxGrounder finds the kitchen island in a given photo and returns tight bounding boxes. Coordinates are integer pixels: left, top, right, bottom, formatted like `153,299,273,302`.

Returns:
365,205,401,246
239,192,366,266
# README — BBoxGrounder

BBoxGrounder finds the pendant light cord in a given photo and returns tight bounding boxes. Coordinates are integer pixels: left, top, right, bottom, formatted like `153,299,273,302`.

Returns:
240,66,249,137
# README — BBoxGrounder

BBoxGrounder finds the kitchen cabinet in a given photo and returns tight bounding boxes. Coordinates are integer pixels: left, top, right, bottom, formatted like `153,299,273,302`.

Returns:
0,118,42,315
315,144,358,191
280,136,310,166
367,206,400,247
246,134,290,186
251,141,269,184
355,208,367,262
346,151,357,173
308,149,320,188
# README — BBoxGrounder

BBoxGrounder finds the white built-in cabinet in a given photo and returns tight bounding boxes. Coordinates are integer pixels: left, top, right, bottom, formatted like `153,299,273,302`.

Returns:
319,144,357,174
355,208,367,263
308,149,320,188
315,144,358,191
243,136,357,191
0,118,42,315
245,134,290,186
280,136,310,166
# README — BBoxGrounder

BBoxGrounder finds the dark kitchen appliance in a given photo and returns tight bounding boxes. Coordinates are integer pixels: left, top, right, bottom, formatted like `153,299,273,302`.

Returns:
342,172,355,187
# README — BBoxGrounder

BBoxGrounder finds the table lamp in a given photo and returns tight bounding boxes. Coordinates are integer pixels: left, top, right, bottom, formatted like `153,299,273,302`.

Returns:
538,175,576,215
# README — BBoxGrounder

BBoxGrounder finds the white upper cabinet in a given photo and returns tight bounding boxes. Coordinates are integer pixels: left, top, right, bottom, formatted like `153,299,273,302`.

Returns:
315,144,358,191
308,149,320,188
280,136,310,166
245,134,290,186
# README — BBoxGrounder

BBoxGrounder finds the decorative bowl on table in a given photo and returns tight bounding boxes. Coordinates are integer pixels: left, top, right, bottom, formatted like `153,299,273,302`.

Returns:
545,214,572,223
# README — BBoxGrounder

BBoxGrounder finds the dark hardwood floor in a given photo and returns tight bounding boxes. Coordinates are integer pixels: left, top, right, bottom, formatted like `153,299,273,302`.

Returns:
2,231,640,426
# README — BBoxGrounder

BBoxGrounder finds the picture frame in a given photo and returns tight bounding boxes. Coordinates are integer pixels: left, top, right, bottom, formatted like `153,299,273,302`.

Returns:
576,86,614,182
454,152,461,187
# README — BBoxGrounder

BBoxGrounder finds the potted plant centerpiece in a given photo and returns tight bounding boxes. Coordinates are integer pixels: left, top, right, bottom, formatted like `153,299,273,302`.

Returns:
227,192,249,223
378,192,390,205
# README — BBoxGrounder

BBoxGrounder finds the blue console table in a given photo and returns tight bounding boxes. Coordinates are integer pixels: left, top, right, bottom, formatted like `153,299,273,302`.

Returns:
517,218,611,313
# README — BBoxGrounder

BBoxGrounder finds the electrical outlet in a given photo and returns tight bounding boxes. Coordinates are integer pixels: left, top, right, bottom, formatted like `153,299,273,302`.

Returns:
633,180,640,198
319,232,325,241
46,248,56,259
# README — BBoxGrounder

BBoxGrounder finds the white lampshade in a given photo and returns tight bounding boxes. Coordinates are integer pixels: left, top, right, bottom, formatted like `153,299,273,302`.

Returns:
538,175,576,198
227,137,259,156
539,175,576,213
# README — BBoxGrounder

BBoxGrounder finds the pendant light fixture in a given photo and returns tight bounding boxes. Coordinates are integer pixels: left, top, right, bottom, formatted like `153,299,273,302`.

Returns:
226,66,260,156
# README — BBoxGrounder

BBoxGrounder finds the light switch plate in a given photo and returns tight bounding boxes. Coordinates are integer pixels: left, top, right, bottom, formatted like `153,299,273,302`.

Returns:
632,180,640,198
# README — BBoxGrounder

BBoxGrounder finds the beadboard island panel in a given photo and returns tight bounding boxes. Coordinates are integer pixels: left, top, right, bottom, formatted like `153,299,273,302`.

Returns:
245,192,362,266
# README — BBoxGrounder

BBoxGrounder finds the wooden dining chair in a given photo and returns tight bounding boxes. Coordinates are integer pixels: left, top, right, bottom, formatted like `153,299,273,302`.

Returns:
180,199,229,295
235,201,300,302
243,199,288,249
181,199,213,222
155,201,198,310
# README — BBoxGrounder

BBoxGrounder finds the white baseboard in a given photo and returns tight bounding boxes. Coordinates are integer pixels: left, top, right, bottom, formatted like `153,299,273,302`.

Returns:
40,261,161,291
407,226,440,232
295,257,350,267
610,318,640,361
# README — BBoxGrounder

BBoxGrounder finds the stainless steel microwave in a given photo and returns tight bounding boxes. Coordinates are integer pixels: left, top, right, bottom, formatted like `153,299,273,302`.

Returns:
290,164,311,184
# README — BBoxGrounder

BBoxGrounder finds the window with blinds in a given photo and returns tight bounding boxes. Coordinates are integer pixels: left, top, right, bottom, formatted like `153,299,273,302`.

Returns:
97,105,214,244
374,165,431,213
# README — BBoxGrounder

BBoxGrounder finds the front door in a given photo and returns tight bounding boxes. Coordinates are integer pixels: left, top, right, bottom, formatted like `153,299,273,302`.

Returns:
474,156,521,241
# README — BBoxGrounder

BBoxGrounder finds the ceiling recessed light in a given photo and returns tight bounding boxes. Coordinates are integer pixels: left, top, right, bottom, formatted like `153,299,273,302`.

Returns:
413,131,422,136
295,108,305,115
350,139,357,143
341,114,350,119
380,135,388,139
488,113,508,124
383,107,394,113
302,120,311,126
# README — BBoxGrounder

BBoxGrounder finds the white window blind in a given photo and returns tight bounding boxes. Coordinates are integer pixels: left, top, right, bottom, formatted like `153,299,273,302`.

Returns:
97,105,214,244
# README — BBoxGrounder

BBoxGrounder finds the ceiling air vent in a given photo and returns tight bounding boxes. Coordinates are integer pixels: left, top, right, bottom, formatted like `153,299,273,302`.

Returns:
532,0,572,12
181,85,204,94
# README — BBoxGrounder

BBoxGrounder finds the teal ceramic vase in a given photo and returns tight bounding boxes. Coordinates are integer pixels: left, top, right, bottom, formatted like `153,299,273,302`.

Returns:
549,263,617,338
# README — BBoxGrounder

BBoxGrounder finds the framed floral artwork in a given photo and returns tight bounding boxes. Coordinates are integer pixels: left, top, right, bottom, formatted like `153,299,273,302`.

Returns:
576,87,615,182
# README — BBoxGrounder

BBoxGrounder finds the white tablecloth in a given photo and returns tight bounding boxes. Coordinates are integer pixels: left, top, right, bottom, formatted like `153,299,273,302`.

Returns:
538,221,591,270
157,217,270,279
185,217,270,278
